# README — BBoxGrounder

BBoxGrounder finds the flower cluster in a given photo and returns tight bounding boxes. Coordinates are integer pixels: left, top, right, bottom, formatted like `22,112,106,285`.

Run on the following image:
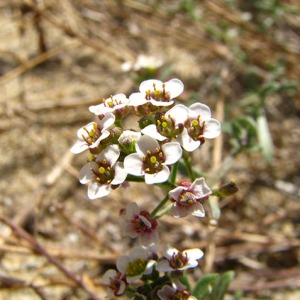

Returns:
71,78,227,298
71,78,221,198
103,245,203,298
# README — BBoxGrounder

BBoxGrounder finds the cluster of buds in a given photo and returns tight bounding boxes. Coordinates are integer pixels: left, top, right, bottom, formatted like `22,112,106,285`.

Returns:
71,78,224,298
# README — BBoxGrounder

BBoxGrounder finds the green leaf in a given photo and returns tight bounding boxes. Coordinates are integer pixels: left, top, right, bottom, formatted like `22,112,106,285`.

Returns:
192,273,219,300
210,271,235,300
257,111,273,164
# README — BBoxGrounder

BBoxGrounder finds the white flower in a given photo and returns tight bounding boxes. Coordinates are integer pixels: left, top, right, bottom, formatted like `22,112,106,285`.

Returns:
79,145,127,199
116,246,155,283
89,94,130,115
156,245,204,272
169,178,211,218
158,280,197,300
141,104,189,141
133,54,163,71
102,269,127,297
122,202,159,246
70,113,115,154
178,103,221,152
129,78,184,107
124,135,182,184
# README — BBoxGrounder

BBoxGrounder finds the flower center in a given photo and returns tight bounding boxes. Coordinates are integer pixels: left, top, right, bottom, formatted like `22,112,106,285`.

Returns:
186,116,205,142
145,83,170,102
143,148,165,174
169,251,189,269
178,191,197,205
92,159,115,184
126,258,147,277
82,123,102,146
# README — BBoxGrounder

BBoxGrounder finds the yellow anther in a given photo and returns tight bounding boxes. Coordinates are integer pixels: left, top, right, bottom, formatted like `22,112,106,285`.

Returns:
192,119,199,127
99,167,106,174
159,152,163,158
150,156,157,164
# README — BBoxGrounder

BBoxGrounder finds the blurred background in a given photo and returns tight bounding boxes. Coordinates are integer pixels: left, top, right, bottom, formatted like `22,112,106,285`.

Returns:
0,0,300,299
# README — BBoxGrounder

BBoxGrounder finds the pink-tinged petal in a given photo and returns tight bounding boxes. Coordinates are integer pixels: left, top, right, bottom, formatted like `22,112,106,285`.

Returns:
191,204,205,217
136,135,159,154
126,202,140,219
70,140,89,154
169,186,187,201
87,181,110,199
124,153,144,176
79,162,98,184
189,103,211,119
144,166,170,184
129,92,147,106
111,162,127,185
203,118,221,139
122,223,139,238
141,125,167,141
170,203,199,218
139,231,159,247
139,79,162,93
190,178,211,197
150,99,174,106
162,142,182,165
178,129,201,152
165,104,189,124
164,78,184,98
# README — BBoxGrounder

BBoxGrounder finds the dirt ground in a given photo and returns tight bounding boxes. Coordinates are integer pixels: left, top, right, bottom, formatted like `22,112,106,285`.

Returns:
0,0,300,299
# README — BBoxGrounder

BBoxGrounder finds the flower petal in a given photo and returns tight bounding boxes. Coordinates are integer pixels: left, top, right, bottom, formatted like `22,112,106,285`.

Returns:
124,153,144,176
164,78,184,98
203,119,221,139
189,103,211,119
137,135,160,154
79,162,98,184
162,142,182,165
141,125,167,141
144,166,170,184
87,181,110,199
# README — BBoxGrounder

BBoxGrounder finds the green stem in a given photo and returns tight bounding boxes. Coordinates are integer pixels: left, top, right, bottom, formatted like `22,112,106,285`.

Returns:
170,161,178,184
182,149,195,181
150,194,170,219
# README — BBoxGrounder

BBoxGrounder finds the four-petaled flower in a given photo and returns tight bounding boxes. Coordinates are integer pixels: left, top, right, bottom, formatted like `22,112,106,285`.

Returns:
79,145,127,199
141,104,188,141
158,280,197,300
129,78,184,107
169,178,212,218
156,245,204,272
122,202,159,246
70,113,115,154
117,246,155,283
124,135,182,184
102,269,127,297
89,93,131,116
178,103,221,152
